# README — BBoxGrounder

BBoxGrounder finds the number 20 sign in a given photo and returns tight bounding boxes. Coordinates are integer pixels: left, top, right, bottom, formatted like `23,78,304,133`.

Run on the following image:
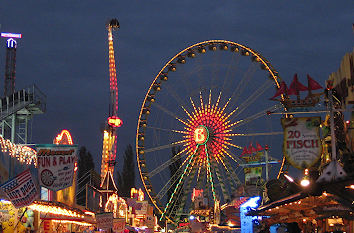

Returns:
281,117,322,169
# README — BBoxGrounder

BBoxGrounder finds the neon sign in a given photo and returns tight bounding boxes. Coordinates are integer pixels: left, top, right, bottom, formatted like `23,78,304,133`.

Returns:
1,32,22,38
193,125,209,145
6,38,17,48
108,116,123,128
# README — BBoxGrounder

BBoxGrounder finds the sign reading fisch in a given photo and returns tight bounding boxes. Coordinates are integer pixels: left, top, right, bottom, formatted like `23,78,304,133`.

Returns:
281,117,322,169
36,144,78,191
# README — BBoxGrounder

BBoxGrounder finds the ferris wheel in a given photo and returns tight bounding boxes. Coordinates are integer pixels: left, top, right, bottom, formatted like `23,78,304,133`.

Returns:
136,40,285,223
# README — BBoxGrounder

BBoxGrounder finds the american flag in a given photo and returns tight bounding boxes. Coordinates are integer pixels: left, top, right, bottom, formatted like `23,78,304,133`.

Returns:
1,169,32,193
1,169,38,208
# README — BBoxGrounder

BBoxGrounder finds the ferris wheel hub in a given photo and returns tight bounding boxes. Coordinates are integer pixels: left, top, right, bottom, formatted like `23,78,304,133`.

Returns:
193,125,209,145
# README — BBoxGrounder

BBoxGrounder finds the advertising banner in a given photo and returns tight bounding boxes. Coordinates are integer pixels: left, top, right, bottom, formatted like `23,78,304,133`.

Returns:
281,117,322,169
113,218,125,233
1,169,38,208
96,212,113,231
243,167,262,185
135,201,148,215
36,144,78,191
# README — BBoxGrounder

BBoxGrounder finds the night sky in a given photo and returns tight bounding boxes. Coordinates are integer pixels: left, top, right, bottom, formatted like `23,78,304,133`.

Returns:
0,1,353,178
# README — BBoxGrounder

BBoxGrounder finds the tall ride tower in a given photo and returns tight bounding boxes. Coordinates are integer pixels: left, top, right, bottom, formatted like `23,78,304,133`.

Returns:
0,32,46,145
100,19,122,189
1,32,20,96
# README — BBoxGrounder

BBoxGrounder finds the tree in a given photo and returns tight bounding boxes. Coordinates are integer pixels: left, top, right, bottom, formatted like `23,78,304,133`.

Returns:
77,146,95,180
77,146,95,205
117,144,136,197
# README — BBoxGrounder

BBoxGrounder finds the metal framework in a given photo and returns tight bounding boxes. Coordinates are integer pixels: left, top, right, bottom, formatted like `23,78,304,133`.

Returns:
0,35,46,178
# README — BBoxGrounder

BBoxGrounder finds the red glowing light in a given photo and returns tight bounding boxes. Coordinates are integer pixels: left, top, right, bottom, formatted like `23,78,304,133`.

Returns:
175,92,240,166
54,130,73,145
108,116,123,128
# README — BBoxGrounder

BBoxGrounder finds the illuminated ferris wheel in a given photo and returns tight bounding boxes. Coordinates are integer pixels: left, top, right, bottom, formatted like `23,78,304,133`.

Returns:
136,40,285,223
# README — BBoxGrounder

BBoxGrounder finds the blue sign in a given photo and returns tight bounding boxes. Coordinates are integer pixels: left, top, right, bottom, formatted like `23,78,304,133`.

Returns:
6,38,17,48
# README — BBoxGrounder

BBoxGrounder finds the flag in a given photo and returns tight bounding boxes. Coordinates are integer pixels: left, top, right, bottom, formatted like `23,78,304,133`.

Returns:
248,142,257,154
307,74,322,90
240,146,249,156
270,81,288,100
256,142,263,151
1,169,38,208
288,73,307,95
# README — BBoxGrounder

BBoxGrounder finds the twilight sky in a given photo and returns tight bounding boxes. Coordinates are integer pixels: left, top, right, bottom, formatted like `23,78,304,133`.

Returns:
0,1,353,176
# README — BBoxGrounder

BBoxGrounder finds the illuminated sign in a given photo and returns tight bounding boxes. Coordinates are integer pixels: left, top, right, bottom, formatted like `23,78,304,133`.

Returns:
1,32,22,38
6,38,17,48
193,125,209,145
108,116,123,127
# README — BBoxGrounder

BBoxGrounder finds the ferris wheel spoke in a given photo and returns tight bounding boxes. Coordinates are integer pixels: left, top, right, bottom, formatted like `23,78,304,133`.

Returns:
221,147,244,165
152,102,185,124
229,62,258,106
166,166,193,219
232,79,273,119
211,157,230,202
210,52,221,89
163,82,188,108
195,58,205,91
144,141,185,154
228,105,278,130
222,153,243,189
224,131,284,137
146,125,190,135
205,146,217,202
174,163,198,221
221,52,241,95
149,147,189,178
161,152,196,220
155,152,193,201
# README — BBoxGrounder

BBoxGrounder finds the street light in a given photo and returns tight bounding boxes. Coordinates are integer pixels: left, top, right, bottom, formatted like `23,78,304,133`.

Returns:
300,177,310,187
283,173,310,187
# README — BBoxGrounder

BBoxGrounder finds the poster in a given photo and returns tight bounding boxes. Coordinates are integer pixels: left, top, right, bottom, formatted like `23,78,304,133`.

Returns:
135,201,148,215
0,201,35,233
96,212,113,231
113,218,125,233
281,117,322,169
243,167,262,185
1,169,38,208
36,144,78,191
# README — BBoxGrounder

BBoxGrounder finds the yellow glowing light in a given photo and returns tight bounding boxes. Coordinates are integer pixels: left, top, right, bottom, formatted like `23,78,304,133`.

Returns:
28,202,84,218
300,177,310,187
131,188,145,201
52,219,92,226
105,193,127,218
0,135,37,165
54,129,74,145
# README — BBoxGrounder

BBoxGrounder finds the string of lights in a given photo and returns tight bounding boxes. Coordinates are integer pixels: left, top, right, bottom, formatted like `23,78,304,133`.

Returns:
0,134,37,165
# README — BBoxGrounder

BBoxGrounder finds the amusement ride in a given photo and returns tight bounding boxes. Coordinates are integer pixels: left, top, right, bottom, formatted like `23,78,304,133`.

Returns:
100,19,123,190
136,40,287,224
